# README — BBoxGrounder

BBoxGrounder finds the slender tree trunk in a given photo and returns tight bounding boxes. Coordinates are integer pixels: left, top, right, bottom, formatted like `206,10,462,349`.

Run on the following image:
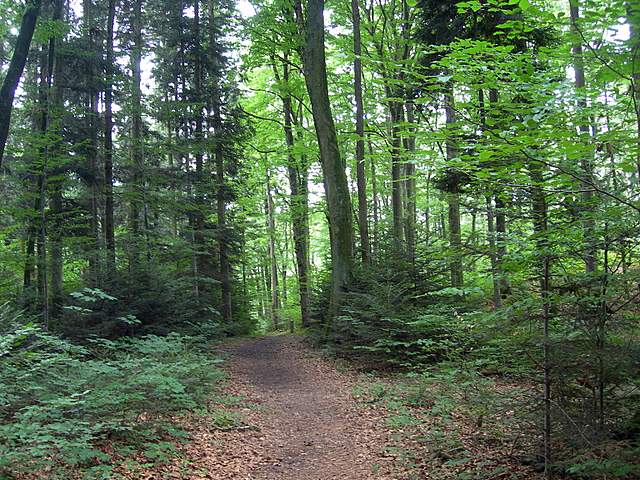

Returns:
49,5,65,316
36,12,61,327
369,140,379,257
129,0,143,264
193,0,208,292
352,0,370,263
104,0,117,272
403,100,417,265
272,57,311,327
627,1,640,179
570,1,597,274
388,101,405,249
486,88,510,297
216,126,232,322
529,159,552,478
0,0,42,169
266,172,280,330
297,0,354,316
83,0,100,284
445,84,463,287
486,195,501,308
494,193,510,295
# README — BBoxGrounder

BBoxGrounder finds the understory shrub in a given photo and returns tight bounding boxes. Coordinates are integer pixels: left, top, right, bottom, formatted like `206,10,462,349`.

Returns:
0,304,225,479
322,256,478,368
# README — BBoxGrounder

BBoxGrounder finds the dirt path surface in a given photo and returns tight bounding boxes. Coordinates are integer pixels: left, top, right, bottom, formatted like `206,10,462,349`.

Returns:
135,335,399,480
217,335,396,480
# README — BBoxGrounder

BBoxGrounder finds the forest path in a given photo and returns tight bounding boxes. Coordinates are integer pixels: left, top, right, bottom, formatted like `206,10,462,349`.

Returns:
213,335,397,480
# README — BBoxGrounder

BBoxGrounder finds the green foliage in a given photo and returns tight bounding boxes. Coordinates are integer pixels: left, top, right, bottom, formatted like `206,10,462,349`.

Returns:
323,257,476,368
0,305,226,478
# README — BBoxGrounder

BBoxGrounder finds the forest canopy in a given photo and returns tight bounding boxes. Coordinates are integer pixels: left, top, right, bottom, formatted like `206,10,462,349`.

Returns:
1,0,639,478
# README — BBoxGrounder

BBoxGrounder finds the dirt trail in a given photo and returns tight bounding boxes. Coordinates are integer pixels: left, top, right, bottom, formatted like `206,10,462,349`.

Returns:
136,335,398,479
217,335,397,480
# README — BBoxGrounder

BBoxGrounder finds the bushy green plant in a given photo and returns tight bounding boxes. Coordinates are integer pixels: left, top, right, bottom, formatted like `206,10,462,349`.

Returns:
321,257,476,368
0,304,226,478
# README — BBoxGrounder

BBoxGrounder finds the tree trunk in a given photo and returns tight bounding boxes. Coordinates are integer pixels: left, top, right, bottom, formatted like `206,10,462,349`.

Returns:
486,195,501,308
298,0,354,316
529,159,552,478
216,129,232,322
129,0,143,265
104,0,117,272
487,88,509,297
352,0,370,263
389,101,405,249
369,140,379,257
403,100,417,265
266,171,280,330
273,57,311,327
445,84,463,287
84,0,100,284
627,1,640,179
46,0,66,320
0,0,42,169
570,1,597,274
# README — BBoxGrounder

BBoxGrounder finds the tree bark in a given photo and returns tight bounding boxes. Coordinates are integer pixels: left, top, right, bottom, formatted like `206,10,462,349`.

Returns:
627,1,640,179
389,101,405,249
570,1,597,274
486,195,501,308
403,100,417,265
272,56,311,326
352,0,370,263
0,0,42,169
83,0,100,284
487,88,509,298
297,0,354,316
104,0,117,272
129,0,143,264
529,159,552,478
266,171,280,330
445,84,463,287
49,0,66,316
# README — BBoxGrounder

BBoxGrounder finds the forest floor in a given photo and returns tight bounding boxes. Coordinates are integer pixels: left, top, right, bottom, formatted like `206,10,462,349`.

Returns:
136,334,401,479
131,334,544,480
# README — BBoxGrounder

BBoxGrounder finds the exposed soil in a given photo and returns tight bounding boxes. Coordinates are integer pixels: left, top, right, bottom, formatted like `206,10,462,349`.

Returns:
218,335,397,480
138,335,400,479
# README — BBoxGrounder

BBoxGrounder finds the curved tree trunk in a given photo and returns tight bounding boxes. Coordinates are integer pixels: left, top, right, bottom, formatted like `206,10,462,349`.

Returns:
297,0,354,317
352,0,370,263
0,0,42,169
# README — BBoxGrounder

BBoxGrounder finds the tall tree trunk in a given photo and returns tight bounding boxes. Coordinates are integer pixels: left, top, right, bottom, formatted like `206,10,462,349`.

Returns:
352,0,370,263
129,0,143,265
272,57,311,326
266,172,280,330
104,0,117,272
529,159,552,478
297,0,354,316
388,101,405,249
487,88,509,297
486,195,501,308
369,140,379,257
83,0,100,284
403,100,417,265
209,0,233,323
192,0,207,292
627,1,640,179
0,0,42,169
445,84,463,287
570,1,597,274
49,0,65,317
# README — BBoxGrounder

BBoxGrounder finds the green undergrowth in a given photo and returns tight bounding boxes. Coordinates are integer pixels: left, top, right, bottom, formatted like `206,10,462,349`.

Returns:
353,364,538,479
0,304,238,479
354,363,640,479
